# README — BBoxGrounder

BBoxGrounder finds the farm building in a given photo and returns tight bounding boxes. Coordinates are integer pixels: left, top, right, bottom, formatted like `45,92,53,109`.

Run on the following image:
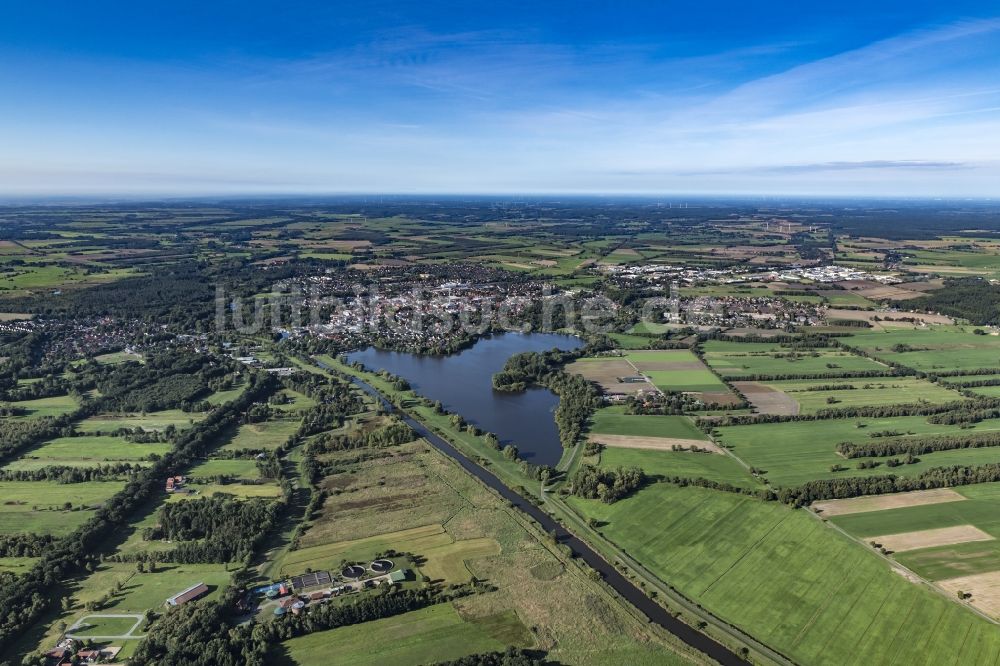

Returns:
165,581,209,606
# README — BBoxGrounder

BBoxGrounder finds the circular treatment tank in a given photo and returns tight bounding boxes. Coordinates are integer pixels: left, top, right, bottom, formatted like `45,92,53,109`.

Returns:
370,559,394,573
341,564,366,579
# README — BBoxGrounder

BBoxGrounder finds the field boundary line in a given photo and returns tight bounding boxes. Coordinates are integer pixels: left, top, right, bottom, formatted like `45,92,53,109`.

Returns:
806,507,1000,626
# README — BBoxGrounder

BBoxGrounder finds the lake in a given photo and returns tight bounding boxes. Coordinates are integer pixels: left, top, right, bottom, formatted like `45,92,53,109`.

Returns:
345,332,583,466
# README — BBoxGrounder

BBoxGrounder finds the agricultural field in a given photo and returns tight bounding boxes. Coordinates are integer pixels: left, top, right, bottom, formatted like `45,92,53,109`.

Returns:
0,481,126,535
8,393,79,418
714,415,1000,487
829,483,1000,619
278,604,514,666
744,376,964,415
4,434,170,469
76,409,204,433
568,484,1000,665
567,356,655,395
221,417,300,452
702,340,889,378
845,327,1000,373
623,349,730,395
596,446,757,488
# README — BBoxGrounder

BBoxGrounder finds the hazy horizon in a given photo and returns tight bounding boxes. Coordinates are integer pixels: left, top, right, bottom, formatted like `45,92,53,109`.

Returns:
3,2,1000,197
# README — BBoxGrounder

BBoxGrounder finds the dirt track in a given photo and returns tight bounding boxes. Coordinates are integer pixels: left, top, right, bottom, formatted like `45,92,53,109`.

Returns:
589,434,723,453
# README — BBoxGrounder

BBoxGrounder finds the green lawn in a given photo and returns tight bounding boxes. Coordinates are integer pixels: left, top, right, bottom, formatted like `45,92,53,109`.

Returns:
186,458,261,480
279,603,515,666
58,561,232,616
607,333,651,349
70,615,141,637
205,383,248,406
568,484,1000,666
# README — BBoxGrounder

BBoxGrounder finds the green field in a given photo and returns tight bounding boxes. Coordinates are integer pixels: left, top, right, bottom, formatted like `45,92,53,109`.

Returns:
847,327,1000,373
0,481,126,535
221,418,299,451
0,556,38,574
8,394,79,418
93,351,144,365
761,376,964,414
8,435,170,466
69,615,142,637
568,484,1000,665
77,409,204,433
715,415,1000,487
589,407,707,440
598,446,757,487
186,457,262,480
205,382,248,405
702,340,888,378
607,332,652,349
831,483,1000,580
623,349,729,393
279,603,516,666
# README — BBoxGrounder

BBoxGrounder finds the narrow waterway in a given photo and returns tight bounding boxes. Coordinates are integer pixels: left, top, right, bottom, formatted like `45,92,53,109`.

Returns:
319,359,749,666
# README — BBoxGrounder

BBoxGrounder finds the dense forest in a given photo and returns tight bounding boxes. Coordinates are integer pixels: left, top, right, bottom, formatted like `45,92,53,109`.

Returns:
910,277,1000,325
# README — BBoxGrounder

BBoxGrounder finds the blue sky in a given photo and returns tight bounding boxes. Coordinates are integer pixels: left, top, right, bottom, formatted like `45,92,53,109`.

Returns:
2,1,1000,196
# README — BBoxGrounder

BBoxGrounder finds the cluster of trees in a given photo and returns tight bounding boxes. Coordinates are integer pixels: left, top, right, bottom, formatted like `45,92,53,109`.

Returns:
1,375,66,402
492,350,601,448
568,465,646,503
81,351,225,413
716,398,979,426
141,495,279,563
623,391,734,415
0,264,217,327
928,405,1000,425
436,648,547,666
128,596,261,666
910,277,1000,326
0,415,67,462
0,462,142,483
0,534,54,558
719,369,904,383
253,584,476,644
780,462,1000,506
837,431,1000,459
308,418,415,453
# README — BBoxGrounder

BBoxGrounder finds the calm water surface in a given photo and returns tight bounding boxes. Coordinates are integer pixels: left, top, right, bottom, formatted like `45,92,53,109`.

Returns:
346,332,583,466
